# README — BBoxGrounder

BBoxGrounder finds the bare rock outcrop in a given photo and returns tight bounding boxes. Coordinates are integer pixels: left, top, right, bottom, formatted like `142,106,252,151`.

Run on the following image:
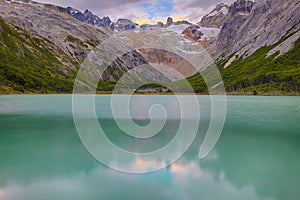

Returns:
198,3,229,29
0,0,148,82
216,0,300,59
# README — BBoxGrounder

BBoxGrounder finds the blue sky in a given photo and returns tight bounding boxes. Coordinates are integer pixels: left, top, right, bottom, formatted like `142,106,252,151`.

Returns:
36,0,235,24
139,0,175,20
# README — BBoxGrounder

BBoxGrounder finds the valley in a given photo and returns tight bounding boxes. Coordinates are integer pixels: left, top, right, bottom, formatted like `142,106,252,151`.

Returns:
0,0,299,95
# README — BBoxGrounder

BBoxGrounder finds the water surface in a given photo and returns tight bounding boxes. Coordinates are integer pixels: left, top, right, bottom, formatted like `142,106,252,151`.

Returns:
0,95,299,200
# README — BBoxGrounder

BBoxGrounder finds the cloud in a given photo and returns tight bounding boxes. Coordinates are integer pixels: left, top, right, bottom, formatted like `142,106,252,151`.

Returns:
35,0,236,24
172,0,235,22
36,0,144,10
174,0,234,10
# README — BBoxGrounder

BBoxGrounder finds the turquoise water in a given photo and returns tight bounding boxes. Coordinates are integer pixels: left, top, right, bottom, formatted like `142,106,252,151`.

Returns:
0,95,300,200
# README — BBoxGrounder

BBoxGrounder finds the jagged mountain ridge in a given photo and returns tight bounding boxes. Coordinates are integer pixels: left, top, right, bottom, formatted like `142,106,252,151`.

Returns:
65,6,193,31
5,0,299,59
66,7,140,31
66,7,114,30
0,0,299,94
0,0,161,93
64,0,300,94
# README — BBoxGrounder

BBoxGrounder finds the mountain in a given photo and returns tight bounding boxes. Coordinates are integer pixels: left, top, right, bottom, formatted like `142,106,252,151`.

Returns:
114,19,138,31
182,3,227,51
216,0,300,59
0,0,151,93
140,22,164,30
66,7,140,31
198,3,229,29
66,7,114,30
0,0,299,94
140,17,191,31
0,18,75,93
186,0,300,94
0,0,109,93
65,7,193,33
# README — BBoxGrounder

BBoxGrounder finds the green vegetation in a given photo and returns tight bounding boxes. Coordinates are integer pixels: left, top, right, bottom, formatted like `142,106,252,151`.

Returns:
65,35,88,48
0,18,299,95
97,80,116,91
184,36,300,95
84,39,99,48
0,19,76,93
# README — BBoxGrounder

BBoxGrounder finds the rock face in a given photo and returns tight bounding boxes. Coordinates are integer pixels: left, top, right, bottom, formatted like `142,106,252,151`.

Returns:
138,48,199,81
173,20,191,26
182,25,220,52
140,22,164,30
66,7,114,30
182,25,204,41
164,17,191,28
0,0,111,63
0,0,148,83
0,18,77,93
266,31,300,59
216,0,300,59
0,24,2,37
165,17,174,27
114,19,138,31
182,3,227,51
198,3,229,28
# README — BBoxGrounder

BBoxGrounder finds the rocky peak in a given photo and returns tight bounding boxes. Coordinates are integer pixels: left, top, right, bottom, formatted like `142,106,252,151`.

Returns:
173,20,191,26
165,17,173,27
140,22,164,30
229,0,255,16
66,7,114,30
198,3,229,28
164,17,191,29
215,0,256,54
83,9,95,25
84,9,91,14
215,3,226,10
115,19,138,31
157,22,164,27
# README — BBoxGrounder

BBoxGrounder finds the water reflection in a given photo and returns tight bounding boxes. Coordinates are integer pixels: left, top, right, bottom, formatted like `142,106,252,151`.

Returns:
0,96,300,200
0,161,261,200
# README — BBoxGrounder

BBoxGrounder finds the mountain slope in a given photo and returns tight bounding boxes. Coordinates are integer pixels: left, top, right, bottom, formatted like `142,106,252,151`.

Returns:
182,3,228,53
184,34,300,94
216,0,300,59
175,0,299,95
198,3,229,29
0,0,112,63
0,0,152,93
0,0,299,94
0,19,76,93
66,7,114,30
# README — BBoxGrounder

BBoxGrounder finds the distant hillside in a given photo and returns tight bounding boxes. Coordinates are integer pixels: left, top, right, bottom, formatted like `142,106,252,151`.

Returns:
0,0,299,94
185,35,300,95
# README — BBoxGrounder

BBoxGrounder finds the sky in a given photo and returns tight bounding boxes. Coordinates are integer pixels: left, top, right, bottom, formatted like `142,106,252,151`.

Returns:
35,0,235,24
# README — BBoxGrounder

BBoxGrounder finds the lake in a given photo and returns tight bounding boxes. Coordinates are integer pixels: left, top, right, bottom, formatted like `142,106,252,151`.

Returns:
0,95,300,200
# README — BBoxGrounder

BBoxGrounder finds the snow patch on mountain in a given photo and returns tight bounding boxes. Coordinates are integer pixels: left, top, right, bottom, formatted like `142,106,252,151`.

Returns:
197,27,220,39
167,24,190,34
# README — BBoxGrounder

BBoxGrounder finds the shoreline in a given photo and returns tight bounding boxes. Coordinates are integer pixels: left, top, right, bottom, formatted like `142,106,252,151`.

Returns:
1,91,300,96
